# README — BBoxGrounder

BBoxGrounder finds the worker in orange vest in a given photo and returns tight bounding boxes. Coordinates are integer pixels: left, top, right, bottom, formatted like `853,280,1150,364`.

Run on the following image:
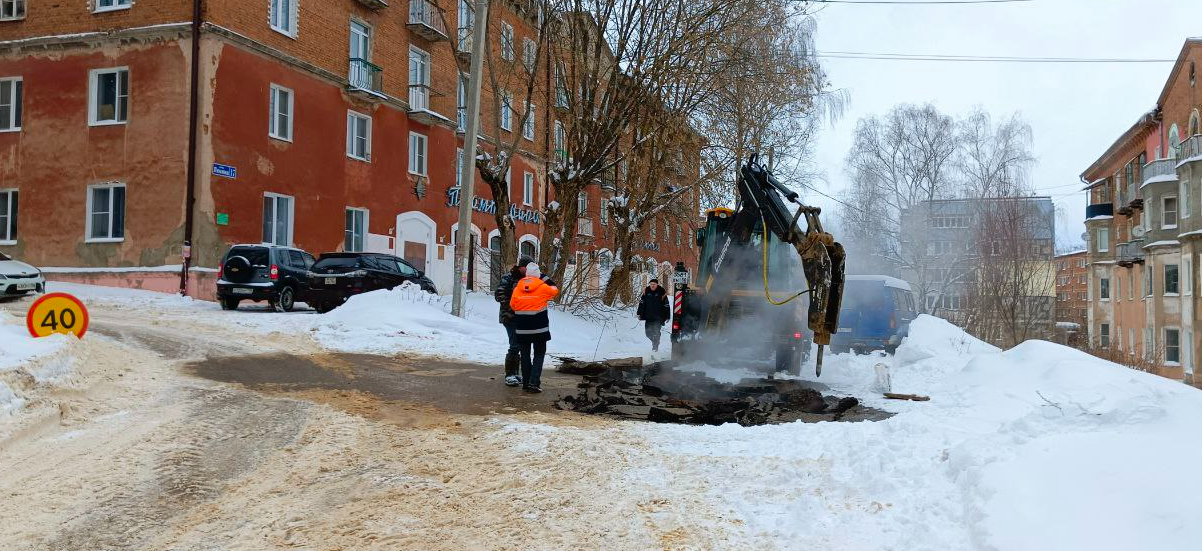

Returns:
509,263,559,393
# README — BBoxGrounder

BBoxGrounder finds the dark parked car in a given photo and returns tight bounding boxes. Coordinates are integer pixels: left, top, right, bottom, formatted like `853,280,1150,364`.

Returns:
306,252,436,313
216,244,315,311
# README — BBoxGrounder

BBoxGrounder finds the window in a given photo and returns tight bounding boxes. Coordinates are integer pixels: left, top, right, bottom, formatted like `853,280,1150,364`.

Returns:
0,77,20,131
500,91,513,131
1078,275,1086,285
270,0,297,37
522,172,533,206
346,111,371,161
1165,263,1180,295
1163,196,1178,229
0,189,15,243
1129,328,1135,354
344,208,367,252
1100,323,1110,349
1096,227,1109,253
1182,180,1190,219
676,224,681,246
650,220,657,240
1129,270,1134,300
577,191,587,214
457,0,473,51
408,132,427,175
89,67,129,126
409,47,431,110
554,63,568,108
1145,265,1153,297
1166,328,1180,364
456,148,464,188
1099,277,1110,300
522,102,535,140
522,38,536,72
1169,124,1181,158
262,193,293,246
457,73,467,131
1115,275,1121,300
553,121,566,162
520,240,536,260
1186,257,1193,295
600,197,609,225
500,22,514,61
268,84,293,141
1,0,26,20
1077,258,1086,268
989,240,1001,256
94,0,131,12
87,183,126,242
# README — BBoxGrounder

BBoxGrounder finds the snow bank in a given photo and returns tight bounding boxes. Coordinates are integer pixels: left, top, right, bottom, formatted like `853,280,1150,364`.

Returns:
526,315,1202,549
311,283,655,364
0,310,77,418
0,311,68,373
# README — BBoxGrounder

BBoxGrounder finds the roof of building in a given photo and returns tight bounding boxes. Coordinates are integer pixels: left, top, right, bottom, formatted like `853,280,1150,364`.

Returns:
1055,250,1087,258
1156,38,1202,107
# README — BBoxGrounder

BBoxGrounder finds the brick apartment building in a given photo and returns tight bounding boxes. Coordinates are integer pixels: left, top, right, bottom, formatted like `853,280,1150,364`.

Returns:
0,0,699,298
1054,249,1087,344
1083,38,1202,384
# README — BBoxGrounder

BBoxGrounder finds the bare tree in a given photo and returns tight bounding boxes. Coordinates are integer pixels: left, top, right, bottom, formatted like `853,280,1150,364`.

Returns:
956,108,1035,198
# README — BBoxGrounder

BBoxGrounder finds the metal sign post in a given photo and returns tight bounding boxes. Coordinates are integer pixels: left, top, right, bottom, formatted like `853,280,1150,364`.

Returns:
451,0,490,318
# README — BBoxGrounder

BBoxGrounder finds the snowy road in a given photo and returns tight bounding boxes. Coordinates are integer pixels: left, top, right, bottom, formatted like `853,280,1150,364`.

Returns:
1,283,1200,549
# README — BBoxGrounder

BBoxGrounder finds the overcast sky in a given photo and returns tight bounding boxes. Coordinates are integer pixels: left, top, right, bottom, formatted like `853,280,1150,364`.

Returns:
805,0,1202,251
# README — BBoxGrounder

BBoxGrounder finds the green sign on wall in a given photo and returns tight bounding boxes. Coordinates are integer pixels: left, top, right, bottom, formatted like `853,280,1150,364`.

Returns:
216,213,229,226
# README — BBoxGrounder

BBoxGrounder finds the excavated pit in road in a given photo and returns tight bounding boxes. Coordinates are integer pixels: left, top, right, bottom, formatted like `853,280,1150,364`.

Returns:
554,358,890,426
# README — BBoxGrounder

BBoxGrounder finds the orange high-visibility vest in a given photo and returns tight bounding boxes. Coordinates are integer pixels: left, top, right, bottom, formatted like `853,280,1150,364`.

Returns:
510,276,559,338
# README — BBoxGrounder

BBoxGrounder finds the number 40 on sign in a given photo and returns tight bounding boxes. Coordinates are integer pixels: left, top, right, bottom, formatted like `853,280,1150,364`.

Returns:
26,292,89,339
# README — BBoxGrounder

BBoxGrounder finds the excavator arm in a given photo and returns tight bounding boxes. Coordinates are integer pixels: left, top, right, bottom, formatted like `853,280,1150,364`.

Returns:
708,156,846,374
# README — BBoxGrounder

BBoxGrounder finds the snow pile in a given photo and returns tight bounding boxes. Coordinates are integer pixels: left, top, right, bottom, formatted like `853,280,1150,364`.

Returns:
513,315,1202,549
0,310,69,373
0,311,74,417
311,283,655,363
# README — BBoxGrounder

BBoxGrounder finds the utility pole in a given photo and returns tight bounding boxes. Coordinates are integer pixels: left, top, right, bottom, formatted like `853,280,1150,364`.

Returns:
451,0,490,317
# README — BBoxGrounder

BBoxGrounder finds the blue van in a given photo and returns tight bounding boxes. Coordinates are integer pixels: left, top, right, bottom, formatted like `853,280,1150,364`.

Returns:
830,275,917,354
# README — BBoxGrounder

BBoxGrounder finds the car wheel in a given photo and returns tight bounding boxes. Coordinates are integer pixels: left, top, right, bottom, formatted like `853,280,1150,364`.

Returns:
275,286,295,312
219,297,240,311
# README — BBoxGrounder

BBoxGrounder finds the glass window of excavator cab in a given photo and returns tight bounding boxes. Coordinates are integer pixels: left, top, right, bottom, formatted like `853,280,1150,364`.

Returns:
749,219,803,291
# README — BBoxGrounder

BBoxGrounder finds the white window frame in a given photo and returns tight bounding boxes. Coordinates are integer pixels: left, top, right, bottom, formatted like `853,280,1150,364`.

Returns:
88,67,129,126
1185,256,1193,295
523,171,534,206
578,191,587,214
262,192,294,246
0,76,20,132
1165,327,1181,365
600,196,609,225
344,207,369,252
553,121,566,161
1099,277,1110,301
268,84,293,142
1163,195,1178,229
1164,263,1180,296
0,188,16,244
522,102,535,140
457,72,467,131
456,147,464,188
500,91,513,132
1181,179,1190,219
270,0,298,38
500,21,514,61
408,131,428,176
1099,323,1110,349
346,110,372,161
0,0,27,21
408,46,431,111
85,182,126,243
522,38,536,72
94,0,132,13
1096,227,1109,253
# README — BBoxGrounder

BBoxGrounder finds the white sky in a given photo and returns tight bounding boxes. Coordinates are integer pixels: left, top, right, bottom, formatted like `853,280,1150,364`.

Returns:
806,0,1202,250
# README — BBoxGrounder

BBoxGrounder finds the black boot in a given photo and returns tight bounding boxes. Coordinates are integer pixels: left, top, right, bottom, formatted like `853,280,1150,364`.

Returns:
504,351,521,386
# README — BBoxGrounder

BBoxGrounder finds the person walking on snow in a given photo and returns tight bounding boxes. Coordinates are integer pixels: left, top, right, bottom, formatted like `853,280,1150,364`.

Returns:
637,278,670,351
495,256,534,387
509,263,559,393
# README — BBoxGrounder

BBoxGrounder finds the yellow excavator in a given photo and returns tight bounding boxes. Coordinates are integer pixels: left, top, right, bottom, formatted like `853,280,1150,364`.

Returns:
670,155,846,376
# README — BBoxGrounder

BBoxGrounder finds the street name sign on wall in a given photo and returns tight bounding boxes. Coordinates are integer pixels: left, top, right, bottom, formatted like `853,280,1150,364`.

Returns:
446,188,541,224
212,163,237,179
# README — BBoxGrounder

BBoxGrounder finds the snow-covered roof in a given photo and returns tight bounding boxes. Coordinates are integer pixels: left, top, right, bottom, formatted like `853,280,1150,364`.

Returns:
1140,174,1179,188
1178,229,1202,239
1176,155,1202,168
846,274,912,291
1143,239,1181,249
1055,250,1087,257
1055,322,1082,330
1086,215,1114,221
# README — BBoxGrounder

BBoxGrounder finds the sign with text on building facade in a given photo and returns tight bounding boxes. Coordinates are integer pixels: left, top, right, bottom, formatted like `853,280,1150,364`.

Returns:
212,163,237,179
446,189,541,224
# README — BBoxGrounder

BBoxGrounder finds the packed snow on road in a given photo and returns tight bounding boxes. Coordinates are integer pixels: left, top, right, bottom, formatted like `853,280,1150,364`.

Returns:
0,283,1199,549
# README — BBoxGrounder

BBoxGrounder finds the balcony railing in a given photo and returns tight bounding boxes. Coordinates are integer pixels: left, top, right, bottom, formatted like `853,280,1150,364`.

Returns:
408,0,448,41
408,84,430,111
347,58,383,95
1179,134,1202,163
1085,202,1113,219
1117,238,1146,266
1142,157,1178,187
353,0,388,9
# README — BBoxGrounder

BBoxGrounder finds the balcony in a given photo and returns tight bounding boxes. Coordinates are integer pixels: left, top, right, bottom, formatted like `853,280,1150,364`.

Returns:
1142,157,1178,188
353,0,388,9
407,0,448,41
1085,202,1113,219
1116,239,1146,267
456,29,472,64
347,58,383,97
407,85,451,126
1179,134,1202,164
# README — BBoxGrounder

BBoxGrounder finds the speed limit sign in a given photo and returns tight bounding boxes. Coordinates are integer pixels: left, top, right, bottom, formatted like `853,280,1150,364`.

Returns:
26,292,89,339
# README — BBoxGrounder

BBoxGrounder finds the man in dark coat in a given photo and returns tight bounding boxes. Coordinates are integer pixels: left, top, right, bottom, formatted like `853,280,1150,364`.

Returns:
636,278,670,351
495,255,534,386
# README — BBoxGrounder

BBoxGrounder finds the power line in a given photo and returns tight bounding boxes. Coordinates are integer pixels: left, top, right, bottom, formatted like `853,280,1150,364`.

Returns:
817,51,1175,63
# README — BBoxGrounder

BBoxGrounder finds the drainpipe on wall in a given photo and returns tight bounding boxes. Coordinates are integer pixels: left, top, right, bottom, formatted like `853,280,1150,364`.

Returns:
180,0,203,296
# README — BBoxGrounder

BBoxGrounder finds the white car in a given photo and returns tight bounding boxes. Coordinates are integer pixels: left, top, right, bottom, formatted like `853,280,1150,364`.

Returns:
0,252,45,298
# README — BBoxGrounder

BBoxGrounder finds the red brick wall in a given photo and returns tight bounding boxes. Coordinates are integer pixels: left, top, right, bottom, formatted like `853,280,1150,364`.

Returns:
0,0,191,41
1158,42,1202,148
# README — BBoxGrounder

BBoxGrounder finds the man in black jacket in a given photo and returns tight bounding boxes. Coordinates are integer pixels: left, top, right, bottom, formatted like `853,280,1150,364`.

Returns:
496,256,534,386
636,279,670,351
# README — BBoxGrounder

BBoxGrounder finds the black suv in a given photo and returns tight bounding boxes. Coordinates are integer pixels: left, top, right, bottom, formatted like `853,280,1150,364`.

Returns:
306,252,436,313
216,244,316,311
